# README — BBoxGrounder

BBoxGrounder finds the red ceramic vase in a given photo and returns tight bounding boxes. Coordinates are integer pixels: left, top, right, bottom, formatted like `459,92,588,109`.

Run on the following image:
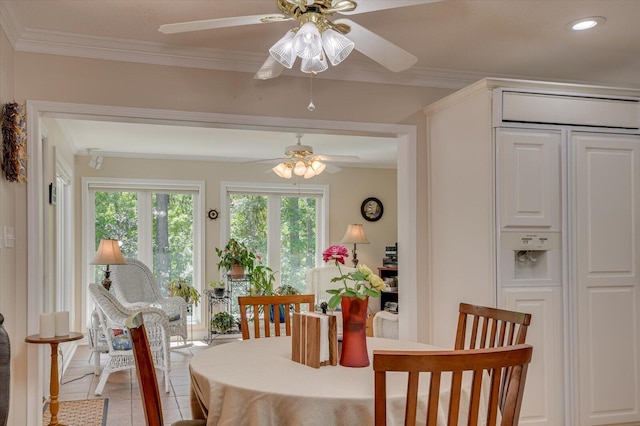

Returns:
340,295,370,367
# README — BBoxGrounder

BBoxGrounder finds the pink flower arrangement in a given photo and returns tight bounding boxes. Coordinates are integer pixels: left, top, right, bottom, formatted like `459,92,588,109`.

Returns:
322,244,385,309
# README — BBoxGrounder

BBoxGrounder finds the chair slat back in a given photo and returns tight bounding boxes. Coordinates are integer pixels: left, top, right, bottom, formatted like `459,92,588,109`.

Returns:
455,303,532,413
373,344,533,426
455,303,531,350
237,294,315,340
126,312,164,426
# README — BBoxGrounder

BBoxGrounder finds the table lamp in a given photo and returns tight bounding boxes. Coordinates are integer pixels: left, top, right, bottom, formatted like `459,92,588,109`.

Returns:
90,239,127,290
341,224,369,267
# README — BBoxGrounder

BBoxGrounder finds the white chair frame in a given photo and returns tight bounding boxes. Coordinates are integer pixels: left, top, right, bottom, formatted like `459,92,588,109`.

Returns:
89,283,171,396
111,258,190,349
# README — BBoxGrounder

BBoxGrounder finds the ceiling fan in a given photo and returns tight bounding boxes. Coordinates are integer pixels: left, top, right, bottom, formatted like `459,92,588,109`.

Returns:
260,134,360,179
159,0,440,80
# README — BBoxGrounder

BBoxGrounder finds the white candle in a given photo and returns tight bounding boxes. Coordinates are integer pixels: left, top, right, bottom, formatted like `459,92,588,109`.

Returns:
55,311,69,336
39,313,55,338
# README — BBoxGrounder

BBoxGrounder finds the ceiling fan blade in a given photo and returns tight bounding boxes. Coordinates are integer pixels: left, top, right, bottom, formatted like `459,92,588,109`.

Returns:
336,0,441,15
254,56,286,80
159,14,290,34
335,19,417,72
325,164,343,174
316,154,360,163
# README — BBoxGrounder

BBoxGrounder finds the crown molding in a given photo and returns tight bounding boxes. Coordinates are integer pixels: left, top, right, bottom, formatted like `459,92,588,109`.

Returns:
0,0,22,47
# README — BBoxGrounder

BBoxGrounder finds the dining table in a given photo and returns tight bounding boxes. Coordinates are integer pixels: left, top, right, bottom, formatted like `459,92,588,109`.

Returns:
189,336,493,426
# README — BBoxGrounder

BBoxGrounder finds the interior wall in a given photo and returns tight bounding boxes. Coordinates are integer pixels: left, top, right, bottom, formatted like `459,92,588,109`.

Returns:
0,22,23,426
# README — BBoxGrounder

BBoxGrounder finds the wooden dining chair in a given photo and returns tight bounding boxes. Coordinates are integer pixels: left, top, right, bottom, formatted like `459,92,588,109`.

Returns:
455,303,531,350
373,344,533,426
125,312,206,426
238,294,315,340
455,303,532,414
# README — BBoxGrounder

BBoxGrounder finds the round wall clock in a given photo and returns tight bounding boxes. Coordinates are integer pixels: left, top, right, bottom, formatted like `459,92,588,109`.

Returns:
361,197,383,222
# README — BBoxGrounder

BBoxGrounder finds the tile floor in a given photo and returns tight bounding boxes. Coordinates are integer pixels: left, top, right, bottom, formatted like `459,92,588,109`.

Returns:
59,339,230,426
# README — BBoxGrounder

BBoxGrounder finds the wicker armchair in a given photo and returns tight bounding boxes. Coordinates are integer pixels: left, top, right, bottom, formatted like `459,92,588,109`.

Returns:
89,284,171,396
111,258,189,348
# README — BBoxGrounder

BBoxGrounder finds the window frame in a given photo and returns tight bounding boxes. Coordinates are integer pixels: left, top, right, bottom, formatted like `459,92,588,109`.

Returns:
82,177,205,324
220,181,330,288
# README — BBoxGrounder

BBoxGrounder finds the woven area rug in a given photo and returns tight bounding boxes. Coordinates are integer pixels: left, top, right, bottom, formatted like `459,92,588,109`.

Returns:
43,398,108,426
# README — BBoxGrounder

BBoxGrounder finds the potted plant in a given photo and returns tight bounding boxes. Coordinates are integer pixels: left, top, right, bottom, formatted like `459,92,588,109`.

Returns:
208,280,226,298
211,311,235,334
215,238,255,278
274,284,300,296
168,278,201,307
249,263,276,296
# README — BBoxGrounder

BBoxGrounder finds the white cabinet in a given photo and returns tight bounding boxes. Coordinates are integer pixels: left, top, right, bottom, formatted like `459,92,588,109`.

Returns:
424,78,640,426
497,129,561,230
572,132,640,425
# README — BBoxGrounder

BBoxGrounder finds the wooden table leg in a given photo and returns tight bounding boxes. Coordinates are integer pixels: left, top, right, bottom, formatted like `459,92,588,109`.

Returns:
49,342,60,426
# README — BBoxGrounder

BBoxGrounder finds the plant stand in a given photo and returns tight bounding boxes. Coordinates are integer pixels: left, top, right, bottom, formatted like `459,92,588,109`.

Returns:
204,274,250,343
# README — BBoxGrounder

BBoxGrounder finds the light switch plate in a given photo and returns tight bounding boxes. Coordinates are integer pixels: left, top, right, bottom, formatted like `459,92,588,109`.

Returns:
4,226,15,248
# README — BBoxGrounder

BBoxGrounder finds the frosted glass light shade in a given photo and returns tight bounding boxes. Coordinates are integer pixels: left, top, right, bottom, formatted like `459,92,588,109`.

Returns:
303,167,316,179
294,22,323,59
321,29,354,66
272,163,293,179
301,54,328,74
293,160,307,176
310,160,326,174
269,30,297,69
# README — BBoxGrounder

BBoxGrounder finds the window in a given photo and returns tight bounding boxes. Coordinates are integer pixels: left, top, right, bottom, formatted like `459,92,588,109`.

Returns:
222,182,328,293
84,178,204,320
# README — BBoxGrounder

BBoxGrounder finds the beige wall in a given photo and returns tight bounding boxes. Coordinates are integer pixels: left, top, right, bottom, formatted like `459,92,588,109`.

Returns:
4,36,456,424
0,22,26,426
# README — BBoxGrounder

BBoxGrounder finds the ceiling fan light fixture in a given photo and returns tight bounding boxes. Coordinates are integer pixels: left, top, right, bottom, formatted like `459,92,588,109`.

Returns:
303,166,317,179
293,160,308,176
269,29,298,68
272,162,293,179
311,160,326,175
321,29,354,66
294,22,323,59
301,53,328,74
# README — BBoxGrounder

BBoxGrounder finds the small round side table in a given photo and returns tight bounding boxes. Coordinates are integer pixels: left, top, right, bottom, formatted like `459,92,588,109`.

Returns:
25,332,83,426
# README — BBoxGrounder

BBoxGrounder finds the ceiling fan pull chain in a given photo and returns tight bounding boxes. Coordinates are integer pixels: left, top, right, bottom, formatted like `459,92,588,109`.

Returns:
307,73,316,111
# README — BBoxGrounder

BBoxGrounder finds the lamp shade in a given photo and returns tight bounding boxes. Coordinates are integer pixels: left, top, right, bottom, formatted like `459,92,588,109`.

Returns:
341,224,369,245
90,239,127,265
272,162,293,179
269,30,297,69
321,29,354,66
294,22,323,59
301,53,328,74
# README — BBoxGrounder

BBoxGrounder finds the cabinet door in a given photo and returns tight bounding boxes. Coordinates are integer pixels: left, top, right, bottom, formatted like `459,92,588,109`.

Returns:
573,132,640,425
502,287,564,426
497,128,561,230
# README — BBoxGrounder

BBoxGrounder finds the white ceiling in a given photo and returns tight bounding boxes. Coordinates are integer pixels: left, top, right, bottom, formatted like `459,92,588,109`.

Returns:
5,0,640,166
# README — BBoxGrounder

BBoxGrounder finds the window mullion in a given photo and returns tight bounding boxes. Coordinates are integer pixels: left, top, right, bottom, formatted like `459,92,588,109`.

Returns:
138,192,153,266
267,195,282,288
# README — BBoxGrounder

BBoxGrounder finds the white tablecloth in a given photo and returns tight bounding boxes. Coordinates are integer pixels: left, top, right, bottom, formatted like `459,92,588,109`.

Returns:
189,337,491,426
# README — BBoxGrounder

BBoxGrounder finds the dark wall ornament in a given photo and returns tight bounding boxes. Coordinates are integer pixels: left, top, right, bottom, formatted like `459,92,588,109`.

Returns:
208,209,219,220
361,197,383,222
1,102,27,183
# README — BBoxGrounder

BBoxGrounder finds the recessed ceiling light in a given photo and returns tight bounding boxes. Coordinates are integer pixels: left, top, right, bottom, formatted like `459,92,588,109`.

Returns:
569,16,606,31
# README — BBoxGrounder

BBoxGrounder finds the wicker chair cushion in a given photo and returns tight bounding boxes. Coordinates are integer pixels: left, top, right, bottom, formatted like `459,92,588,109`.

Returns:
110,328,132,351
